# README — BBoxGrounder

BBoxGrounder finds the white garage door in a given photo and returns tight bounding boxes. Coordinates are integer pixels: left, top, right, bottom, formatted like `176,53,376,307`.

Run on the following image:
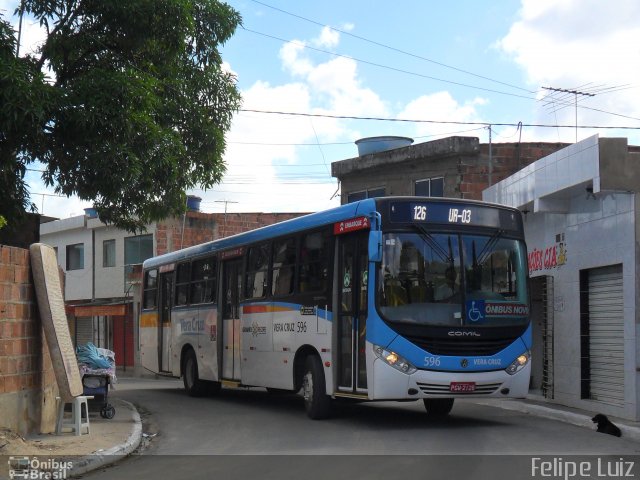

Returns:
588,264,624,406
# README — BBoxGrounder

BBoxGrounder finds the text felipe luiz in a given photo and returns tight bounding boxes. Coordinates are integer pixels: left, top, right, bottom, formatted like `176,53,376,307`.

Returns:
531,457,635,479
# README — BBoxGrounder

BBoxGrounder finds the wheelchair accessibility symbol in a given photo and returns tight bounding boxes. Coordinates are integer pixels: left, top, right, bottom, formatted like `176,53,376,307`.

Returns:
467,300,485,323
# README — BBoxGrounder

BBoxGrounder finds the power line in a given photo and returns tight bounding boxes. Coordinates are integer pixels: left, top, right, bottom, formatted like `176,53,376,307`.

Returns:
242,28,536,102
227,126,486,146
246,0,534,94
241,27,640,123
239,108,640,130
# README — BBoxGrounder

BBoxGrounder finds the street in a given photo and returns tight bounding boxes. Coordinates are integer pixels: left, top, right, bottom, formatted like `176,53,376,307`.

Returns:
83,377,640,480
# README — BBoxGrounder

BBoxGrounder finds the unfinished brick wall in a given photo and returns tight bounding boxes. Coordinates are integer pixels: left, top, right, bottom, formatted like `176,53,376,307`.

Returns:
458,142,569,200
0,245,58,435
156,211,307,255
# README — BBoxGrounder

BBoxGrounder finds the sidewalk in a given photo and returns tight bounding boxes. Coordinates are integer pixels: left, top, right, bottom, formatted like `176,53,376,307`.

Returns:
471,396,640,442
0,397,142,479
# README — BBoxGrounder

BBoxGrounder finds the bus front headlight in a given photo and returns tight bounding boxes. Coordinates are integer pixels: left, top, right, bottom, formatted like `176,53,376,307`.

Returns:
505,351,530,375
374,345,417,375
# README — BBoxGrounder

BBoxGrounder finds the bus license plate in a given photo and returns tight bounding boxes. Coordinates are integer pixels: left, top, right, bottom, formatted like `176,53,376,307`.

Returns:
450,382,476,392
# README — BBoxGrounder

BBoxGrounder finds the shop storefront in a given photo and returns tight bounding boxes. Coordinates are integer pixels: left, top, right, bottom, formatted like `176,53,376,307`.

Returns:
484,135,640,420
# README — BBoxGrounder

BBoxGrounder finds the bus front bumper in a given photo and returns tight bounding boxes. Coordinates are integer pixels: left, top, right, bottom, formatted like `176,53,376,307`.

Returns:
370,357,531,401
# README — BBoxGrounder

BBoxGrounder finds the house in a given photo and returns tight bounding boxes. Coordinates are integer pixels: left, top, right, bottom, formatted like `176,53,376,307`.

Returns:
331,135,568,202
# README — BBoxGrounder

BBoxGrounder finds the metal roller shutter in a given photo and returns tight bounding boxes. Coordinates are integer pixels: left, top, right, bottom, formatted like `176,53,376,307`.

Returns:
588,265,624,406
75,316,94,347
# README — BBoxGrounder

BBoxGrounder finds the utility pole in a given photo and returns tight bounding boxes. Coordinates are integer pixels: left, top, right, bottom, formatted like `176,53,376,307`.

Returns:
214,200,239,238
542,86,595,143
487,125,493,187
16,0,25,56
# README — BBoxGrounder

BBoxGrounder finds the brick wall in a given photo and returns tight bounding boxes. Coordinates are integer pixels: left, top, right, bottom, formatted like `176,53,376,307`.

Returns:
0,245,59,435
458,142,569,200
156,211,307,255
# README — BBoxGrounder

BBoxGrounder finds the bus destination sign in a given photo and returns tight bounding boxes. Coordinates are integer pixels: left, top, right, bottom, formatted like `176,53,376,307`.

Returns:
334,216,370,235
388,202,520,230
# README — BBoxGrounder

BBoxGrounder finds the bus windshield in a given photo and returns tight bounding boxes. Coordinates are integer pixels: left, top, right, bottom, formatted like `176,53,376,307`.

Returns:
377,230,529,327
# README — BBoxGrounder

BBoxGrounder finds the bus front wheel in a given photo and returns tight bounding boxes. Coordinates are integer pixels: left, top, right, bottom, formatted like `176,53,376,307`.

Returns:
302,355,331,419
183,349,207,397
423,398,454,418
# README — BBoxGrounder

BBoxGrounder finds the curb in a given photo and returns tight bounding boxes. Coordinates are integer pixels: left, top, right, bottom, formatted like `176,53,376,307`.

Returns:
471,399,640,443
69,399,142,477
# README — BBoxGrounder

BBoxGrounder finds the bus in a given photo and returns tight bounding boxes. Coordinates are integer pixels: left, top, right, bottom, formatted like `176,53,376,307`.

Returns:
139,197,531,419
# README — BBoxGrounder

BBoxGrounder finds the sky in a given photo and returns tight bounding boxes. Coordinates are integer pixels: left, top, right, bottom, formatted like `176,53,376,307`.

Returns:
3,0,640,218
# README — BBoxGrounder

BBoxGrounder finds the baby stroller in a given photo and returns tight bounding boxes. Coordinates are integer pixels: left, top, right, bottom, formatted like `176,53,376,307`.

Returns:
82,373,116,419
77,343,117,419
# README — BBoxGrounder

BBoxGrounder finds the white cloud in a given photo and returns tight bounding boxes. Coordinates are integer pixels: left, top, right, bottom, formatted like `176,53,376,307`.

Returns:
498,0,640,144
398,91,487,139
312,26,339,49
279,40,314,77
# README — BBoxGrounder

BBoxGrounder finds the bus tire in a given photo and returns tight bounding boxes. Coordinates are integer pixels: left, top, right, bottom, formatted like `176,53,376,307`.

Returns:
183,349,207,397
302,355,331,419
423,398,454,417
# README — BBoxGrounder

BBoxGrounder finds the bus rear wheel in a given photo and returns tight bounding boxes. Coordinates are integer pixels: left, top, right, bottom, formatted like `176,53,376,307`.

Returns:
423,398,454,418
183,349,207,397
302,355,331,419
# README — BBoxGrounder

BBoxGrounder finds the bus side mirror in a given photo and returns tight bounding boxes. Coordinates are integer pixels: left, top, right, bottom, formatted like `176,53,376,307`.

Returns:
369,231,382,262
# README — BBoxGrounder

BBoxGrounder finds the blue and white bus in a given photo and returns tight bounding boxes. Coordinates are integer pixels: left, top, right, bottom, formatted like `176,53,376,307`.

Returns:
140,197,531,419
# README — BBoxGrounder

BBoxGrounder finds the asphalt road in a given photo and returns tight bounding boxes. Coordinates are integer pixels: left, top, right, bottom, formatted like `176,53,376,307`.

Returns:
85,377,640,480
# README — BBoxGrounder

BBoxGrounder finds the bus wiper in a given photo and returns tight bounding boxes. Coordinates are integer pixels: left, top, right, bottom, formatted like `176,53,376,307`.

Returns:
411,224,451,263
476,229,505,265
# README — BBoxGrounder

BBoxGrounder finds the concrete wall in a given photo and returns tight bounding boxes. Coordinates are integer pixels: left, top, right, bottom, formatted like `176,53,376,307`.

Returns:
0,245,59,435
40,216,92,301
155,211,306,255
91,220,155,299
332,136,568,202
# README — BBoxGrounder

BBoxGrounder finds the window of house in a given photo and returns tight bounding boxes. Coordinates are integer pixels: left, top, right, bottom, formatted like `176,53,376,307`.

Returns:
272,237,296,296
143,269,158,309
347,187,386,204
298,230,330,293
124,234,153,289
103,239,116,267
415,177,444,197
245,243,270,299
66,243,84,270
191,256,216,304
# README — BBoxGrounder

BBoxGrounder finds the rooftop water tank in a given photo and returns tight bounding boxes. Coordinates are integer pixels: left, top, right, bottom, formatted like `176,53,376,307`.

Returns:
186,195,202,212
355,136,414,156
84,207,98,218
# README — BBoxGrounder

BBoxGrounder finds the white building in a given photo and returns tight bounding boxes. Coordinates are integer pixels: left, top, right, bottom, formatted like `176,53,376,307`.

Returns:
40,211,154,368
484,135,640,420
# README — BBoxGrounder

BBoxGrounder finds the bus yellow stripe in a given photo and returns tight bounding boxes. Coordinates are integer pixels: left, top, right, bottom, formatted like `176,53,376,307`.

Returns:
140,312,158,327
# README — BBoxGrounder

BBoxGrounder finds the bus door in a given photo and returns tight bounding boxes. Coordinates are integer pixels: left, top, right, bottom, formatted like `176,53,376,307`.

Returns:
221,257,242,381
337,231,369,393
158,272,173,373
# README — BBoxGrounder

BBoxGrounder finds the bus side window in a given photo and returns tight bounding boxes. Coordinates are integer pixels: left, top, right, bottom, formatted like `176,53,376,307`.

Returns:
191,256,216,304
272,237,296,296
298,230,329,293
175,262,190,306
245,243,270,299
143,269,158,309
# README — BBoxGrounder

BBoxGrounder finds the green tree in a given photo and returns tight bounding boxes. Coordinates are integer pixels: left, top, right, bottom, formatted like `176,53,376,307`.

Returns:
0,0,241,231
